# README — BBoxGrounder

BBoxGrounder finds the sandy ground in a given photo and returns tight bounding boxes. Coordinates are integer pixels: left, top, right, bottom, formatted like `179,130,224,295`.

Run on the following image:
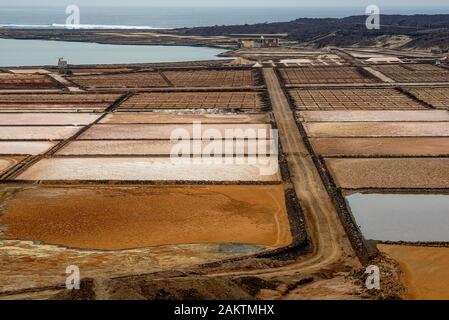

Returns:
0,157,24,175
100,113,270,124
326,158,449,188
56,140,275,156
311,137,449,156
298,110,449,122
0,142,56,155
0,113,100,126
0,126,82,140
378,244,449,300
0,185,291,250
304,122,449,137
79,124,273,140
15,157,281,182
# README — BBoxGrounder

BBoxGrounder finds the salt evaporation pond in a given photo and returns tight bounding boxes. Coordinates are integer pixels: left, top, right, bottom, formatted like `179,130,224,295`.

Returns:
347,193,449,242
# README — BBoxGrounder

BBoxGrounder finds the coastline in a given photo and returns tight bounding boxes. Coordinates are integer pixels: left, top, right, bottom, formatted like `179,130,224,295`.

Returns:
0,28,237,50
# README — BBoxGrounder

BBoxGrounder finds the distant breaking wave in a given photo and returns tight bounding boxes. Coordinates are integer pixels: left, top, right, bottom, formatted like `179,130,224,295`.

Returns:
0,24,171,30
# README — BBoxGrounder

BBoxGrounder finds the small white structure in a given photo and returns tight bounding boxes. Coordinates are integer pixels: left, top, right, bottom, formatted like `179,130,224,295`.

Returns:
58,57,69,75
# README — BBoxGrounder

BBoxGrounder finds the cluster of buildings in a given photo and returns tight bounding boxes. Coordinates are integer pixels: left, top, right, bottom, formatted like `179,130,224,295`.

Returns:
231,34,287,49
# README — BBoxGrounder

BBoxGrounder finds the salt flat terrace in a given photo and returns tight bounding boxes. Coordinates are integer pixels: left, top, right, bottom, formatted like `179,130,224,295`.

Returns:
57,140,275,156
0,113,100,125
69,71,170,89
404,87,449,110
0,93,122,113
0,79,280,183
288,88,424,110
326,158,449,189
310,137,449,157
371,64,449,83
278,66,378,85
100,113,271,124
65,67,133,75
77,123,273,140
67,69,262,90
0,73,60,90
0,157,24,175
299,110,449,156
303,122,449,137
164,69,260,87
295,109,449,188
0,126,84,141
119,91,267,111
0,141,56,156
298,110,449,122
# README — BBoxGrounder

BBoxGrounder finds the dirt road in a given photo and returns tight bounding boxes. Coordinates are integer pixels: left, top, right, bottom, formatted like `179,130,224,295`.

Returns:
208,68,359,278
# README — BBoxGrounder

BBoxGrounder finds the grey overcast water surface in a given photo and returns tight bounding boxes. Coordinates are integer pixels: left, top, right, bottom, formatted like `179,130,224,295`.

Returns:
347,193,449,242
0,38,227,66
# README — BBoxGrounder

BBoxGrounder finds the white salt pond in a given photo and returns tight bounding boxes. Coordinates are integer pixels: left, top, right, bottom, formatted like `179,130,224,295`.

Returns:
0,141,56,155
0,126,82,140
16,157,281,182
0,113,100,125
57,140,276,156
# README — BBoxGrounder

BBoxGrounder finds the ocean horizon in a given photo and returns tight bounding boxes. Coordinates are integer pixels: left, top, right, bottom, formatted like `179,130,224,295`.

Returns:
1,5,449,29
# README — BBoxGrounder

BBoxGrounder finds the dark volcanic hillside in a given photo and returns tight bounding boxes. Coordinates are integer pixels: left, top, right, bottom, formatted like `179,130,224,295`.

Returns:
178,14,449,51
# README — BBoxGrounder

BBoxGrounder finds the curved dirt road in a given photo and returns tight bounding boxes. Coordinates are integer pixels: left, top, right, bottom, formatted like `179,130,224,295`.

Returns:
209,68,359,278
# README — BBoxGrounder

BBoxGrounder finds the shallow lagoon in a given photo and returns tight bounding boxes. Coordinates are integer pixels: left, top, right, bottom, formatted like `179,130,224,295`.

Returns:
0,38,226,66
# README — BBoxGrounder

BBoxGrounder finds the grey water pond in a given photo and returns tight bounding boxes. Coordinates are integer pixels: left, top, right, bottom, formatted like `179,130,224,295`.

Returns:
346,193,449,242
0,38,227,66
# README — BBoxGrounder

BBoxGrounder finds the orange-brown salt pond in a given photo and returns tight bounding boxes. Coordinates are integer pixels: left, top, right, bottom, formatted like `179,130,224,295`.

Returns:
0,185,292,250
378,244,449,300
